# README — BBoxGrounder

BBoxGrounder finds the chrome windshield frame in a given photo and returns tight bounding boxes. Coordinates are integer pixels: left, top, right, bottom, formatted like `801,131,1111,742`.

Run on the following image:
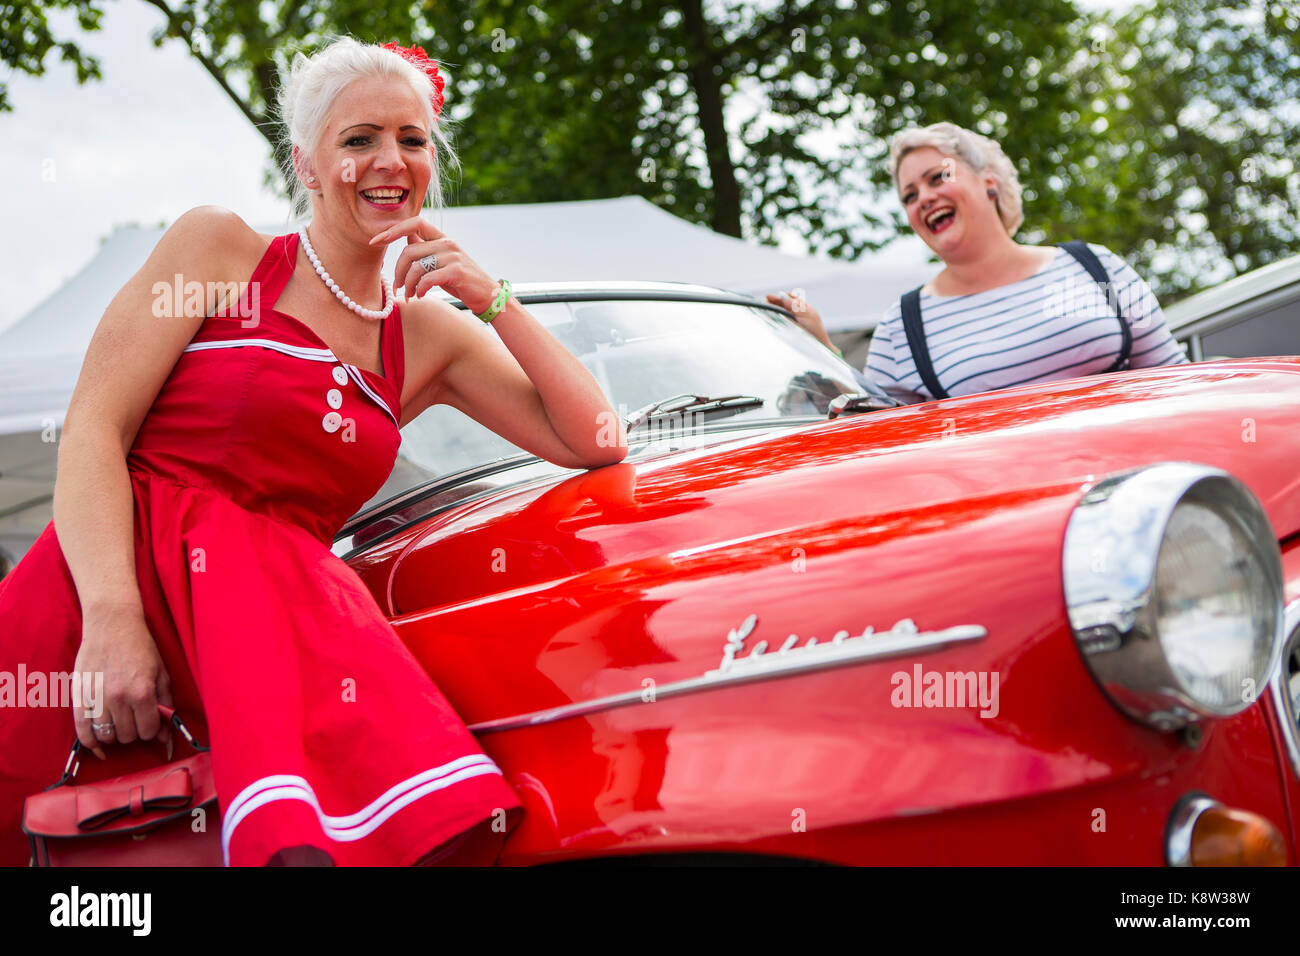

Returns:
334,285,876,559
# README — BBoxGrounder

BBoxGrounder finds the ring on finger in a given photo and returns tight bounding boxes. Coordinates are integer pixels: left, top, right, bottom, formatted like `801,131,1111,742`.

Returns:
92,721,116,737
419,254,438,274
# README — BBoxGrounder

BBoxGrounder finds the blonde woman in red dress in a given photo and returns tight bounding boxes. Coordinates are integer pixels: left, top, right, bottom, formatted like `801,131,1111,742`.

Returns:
0,37,626,866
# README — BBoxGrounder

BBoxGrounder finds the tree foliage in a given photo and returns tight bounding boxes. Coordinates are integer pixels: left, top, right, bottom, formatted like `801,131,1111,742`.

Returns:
3,0,1297,298
1,0,104,111
1057,0,1300,293
434,0,1087,261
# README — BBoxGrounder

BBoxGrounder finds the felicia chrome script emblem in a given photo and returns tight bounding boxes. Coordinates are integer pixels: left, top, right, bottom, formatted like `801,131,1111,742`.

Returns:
705,614,988,679
467,614,991,735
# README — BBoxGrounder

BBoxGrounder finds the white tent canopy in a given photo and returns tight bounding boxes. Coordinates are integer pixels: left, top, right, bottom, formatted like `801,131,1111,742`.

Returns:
0,195,934,562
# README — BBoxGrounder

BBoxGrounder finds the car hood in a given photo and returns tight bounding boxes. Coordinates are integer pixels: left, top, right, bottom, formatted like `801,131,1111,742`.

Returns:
355,359,1300,619
344,361,1300,836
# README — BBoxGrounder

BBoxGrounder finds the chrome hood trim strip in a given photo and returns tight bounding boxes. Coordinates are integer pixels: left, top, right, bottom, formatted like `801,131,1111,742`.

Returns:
466,615,987,735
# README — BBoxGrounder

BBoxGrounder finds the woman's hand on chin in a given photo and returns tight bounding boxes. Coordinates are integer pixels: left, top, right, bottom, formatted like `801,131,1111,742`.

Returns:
371,217,500,313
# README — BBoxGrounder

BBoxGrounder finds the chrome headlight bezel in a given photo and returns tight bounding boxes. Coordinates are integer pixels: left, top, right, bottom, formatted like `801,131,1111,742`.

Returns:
1269,600,1300,779
1062,462,1284,731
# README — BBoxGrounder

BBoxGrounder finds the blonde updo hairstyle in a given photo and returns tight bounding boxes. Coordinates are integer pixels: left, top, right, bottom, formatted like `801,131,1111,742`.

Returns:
277,36,457,217
888,122,1024,235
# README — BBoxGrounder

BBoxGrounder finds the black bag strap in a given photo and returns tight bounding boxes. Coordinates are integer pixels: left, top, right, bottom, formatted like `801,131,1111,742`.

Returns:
48,708,207,790
1058,241,1131,371
899,286,950,400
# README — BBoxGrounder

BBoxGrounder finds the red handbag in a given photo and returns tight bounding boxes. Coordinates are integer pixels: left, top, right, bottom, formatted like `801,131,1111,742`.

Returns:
22,706,223,866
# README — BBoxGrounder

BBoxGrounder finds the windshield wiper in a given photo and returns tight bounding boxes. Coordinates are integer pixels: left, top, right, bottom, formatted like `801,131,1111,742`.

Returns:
624,393,765,433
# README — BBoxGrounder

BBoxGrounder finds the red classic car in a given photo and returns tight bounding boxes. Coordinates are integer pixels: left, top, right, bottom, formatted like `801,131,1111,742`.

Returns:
333,281,1300,866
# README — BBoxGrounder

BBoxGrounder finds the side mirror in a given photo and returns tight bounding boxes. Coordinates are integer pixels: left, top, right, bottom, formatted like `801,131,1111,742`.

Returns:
828,392,900,418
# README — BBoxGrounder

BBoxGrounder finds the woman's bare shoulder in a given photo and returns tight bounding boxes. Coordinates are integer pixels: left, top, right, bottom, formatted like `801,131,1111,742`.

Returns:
166,205,259,244
157,206,269,276
1027,243,1064,267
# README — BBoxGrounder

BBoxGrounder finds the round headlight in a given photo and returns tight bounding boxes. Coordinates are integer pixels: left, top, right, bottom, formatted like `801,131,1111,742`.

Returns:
1063,463,1283,730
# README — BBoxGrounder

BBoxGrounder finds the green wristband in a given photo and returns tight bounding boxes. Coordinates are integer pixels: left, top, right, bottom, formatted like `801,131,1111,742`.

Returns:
477,279,511,324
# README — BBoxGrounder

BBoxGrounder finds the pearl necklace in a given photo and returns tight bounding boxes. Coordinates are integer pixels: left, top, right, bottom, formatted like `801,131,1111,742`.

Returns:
297,227,395,321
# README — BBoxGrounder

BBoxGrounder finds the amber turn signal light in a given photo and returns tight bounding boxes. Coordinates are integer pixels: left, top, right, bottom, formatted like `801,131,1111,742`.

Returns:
1190,805,1286,866
1168,795,1287,866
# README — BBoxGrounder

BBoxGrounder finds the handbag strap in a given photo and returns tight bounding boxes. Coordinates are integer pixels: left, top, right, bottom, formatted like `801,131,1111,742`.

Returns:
899,286,950,400
1058,241,1132,371
51,706,208,790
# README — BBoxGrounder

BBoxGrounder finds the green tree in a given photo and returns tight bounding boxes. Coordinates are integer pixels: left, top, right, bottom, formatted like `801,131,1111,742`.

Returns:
5,0,1297,298
1,0,105,112
2,0,438,182
0,0,1091,253
436,0,1088,261
1045,0,1300,296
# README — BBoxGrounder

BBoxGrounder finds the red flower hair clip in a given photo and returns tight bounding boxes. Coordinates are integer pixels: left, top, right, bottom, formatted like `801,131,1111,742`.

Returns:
381,42,446,120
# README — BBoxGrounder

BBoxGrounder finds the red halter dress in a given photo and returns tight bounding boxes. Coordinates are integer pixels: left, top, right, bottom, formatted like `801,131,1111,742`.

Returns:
0,233,522,866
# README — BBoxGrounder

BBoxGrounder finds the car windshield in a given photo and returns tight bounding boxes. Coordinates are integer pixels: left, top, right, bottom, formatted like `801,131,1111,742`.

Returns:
365,296,870,510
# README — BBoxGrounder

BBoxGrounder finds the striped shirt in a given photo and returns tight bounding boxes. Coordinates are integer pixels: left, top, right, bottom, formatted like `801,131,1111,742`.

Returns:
864,244,1189,404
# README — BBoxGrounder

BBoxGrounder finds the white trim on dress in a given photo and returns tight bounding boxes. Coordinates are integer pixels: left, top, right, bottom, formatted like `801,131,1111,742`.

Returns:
343,363,397,424
182,338,398,425
220,754,505,864
184,338,336,362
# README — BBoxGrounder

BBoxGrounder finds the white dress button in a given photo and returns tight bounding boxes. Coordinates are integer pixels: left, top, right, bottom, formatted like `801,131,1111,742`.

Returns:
332,366,349,386
326,388,343,409
322,411,343,433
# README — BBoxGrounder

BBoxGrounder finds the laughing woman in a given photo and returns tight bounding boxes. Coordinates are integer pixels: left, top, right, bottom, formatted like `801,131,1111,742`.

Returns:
769,121,1187,404
0,37,625,866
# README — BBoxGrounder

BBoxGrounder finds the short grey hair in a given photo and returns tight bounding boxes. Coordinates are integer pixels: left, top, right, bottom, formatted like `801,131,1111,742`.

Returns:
888,122,1024,235
276,36,458,217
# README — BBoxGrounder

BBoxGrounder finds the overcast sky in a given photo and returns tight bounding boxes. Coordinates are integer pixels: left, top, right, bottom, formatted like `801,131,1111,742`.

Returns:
0,2,288,337
0,0,1136,338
